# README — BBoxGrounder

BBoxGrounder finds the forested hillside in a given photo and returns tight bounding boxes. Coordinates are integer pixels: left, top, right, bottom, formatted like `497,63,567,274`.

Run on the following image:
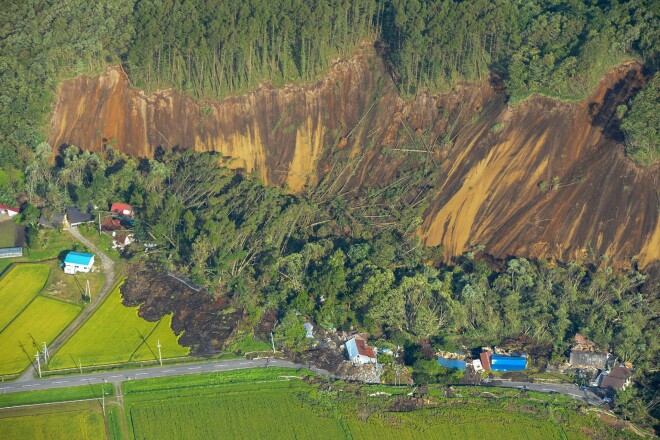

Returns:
384,0,659,100
1,0,658,170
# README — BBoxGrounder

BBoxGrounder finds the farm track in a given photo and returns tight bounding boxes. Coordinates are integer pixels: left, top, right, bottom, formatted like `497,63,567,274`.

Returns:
17,227,116,382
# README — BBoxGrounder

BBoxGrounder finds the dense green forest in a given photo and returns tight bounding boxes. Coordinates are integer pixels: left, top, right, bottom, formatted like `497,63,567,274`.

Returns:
383,0,659,99
1,0,658,170
21,145,660,429
620,72,659,166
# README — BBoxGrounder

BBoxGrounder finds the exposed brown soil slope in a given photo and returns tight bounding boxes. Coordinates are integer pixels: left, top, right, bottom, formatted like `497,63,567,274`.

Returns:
49,46,659,268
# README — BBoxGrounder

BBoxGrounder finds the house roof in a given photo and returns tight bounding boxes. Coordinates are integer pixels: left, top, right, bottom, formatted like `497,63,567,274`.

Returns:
0,204,19,213
111,203,133,213
355,338,376,359
480,352,492,370
65,206,93,224
437,357,466,371
490,354,527,371
608,366,633,379
569,350,608,368
345,337,376,360
64,251,94,266
102,218,122,231
38,213,65,228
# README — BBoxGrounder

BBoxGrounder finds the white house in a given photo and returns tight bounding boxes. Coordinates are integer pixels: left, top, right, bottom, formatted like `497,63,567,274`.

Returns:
345,337,377,365
0,204,19,217
63,251,95,274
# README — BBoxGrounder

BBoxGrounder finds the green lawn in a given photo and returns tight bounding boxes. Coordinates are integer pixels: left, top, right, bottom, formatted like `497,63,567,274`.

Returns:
49,283,189,369
0,296,80,375
0,221,18,247
0,409,105,440
0,264,50,332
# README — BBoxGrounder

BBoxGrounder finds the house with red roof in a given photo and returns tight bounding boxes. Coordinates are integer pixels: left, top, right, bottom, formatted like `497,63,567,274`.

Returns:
0,204,19,217
110,203,134,218
345,337,377,365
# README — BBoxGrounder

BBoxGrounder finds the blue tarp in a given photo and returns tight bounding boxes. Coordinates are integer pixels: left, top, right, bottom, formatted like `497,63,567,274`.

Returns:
491,354,527,371
64,251,94,266
437,357,466,371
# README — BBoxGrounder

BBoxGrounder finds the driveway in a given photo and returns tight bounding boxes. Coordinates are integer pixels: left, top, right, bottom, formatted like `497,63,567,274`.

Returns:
18,227,116,381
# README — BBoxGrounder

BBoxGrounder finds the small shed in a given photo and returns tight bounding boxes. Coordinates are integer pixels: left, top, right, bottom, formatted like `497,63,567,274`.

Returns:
437,357,466,371
345,337,377,365
304,322,314,338
63,251,95,274
0,247,23,258
490,354,527,371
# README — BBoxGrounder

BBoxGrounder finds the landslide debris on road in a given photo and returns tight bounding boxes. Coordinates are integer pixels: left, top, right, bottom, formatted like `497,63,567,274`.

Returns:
120,263,242,356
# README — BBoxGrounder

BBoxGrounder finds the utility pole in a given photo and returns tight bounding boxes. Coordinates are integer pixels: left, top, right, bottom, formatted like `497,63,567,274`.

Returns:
157,340,162,366
85,280,91,300
42,342,49,366
102,380,107,414
35,353,41,378
78,359,83,373
98,212,101,234
270,332,275,353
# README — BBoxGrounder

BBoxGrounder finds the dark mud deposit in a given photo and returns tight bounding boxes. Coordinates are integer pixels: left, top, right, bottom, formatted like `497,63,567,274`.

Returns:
120,263,242,355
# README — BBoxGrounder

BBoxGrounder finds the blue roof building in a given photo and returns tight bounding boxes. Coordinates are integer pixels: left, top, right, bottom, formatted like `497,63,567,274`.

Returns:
490,354,527,371
437,357,467,371
63,251,95,274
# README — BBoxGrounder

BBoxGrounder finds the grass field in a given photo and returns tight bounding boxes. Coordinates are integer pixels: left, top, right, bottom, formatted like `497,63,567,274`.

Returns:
0,264,50,332
0,296,80,375
0,408,105,440
0,221,18,247
49,284,189,369
0,384,113,409
120,368,637,440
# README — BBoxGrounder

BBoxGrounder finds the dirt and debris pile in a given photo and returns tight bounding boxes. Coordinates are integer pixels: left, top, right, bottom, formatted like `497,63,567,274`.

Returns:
120,263,243,356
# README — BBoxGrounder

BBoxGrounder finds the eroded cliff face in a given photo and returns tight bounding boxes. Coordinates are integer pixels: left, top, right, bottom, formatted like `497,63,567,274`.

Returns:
48,47,659,268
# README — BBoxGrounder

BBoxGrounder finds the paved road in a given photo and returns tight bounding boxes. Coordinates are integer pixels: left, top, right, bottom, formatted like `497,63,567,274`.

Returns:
17,227,117,383
2,359,319,395
480,379,605,406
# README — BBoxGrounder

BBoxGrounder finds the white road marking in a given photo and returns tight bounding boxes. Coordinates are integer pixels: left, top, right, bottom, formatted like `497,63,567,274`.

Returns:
214,364,226,368
135,372,148,376
53,381,66,384
163,370,175,373
23,384,34,387
188,366,201,370
109,375,121,378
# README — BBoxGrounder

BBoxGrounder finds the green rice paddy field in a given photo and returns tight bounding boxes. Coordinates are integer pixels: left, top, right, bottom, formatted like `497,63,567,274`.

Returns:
49,283,189,369
120,368,637,440
0,408,105,440
0,264,50,331
0,264,80,375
